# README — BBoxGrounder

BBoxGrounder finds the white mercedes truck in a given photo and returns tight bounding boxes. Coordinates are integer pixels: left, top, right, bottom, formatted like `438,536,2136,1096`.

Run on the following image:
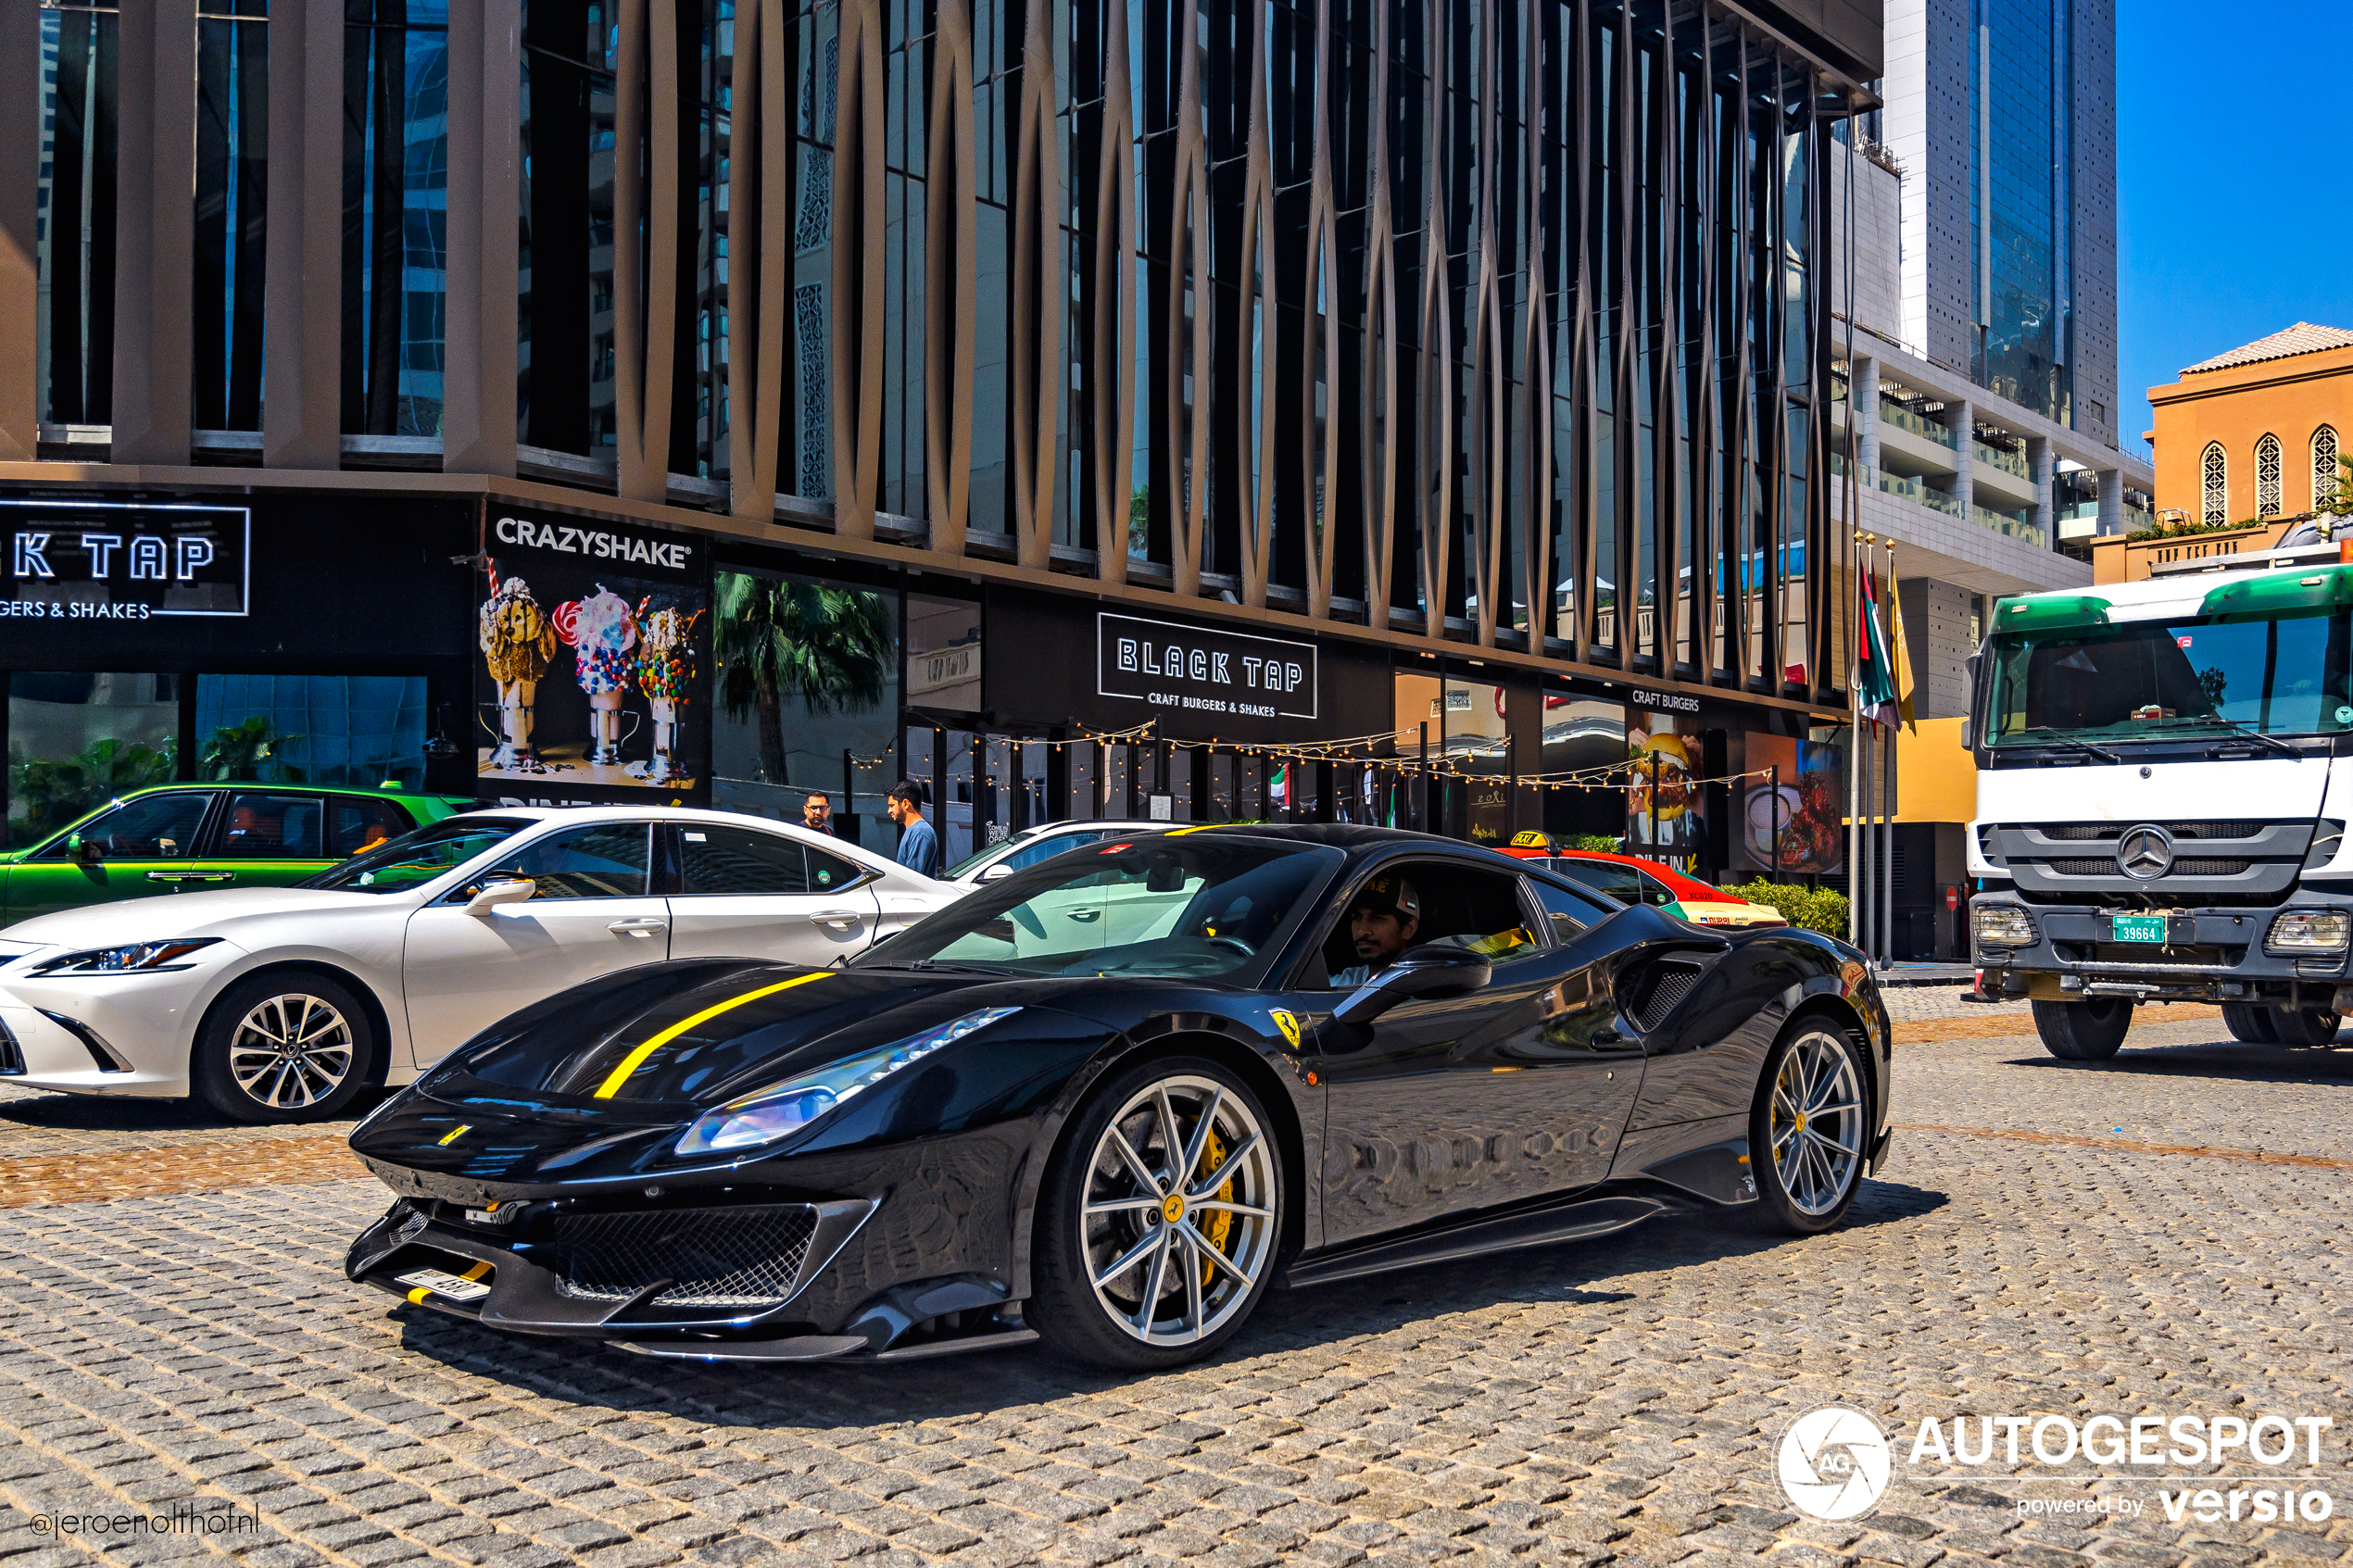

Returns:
1967,519,2353,1060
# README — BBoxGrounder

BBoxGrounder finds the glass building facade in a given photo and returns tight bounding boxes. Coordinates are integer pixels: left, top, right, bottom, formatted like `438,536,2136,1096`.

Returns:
1967,0,2073,425
0,0,1873,865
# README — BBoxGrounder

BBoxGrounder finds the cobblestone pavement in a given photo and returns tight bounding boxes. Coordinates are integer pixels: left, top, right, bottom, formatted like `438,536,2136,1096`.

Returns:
1,1011,2348,1568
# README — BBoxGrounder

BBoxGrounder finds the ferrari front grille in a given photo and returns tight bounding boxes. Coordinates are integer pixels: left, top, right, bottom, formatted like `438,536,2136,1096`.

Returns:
0,1017,21,1075
547,1204,818,1308
1625,961,1704,1033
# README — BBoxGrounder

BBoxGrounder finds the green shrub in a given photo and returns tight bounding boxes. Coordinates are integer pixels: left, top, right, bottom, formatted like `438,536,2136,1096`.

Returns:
1567,834,1623,852
1717,879,1850,937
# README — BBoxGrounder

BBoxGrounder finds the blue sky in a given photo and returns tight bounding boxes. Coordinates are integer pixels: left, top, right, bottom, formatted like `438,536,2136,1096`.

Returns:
2118,3,2353,454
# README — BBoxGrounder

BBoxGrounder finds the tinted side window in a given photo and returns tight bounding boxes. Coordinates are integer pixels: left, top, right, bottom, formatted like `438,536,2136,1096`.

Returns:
806,845,864,891
1529,877,1614,940
1007,829,1107,871
33,792,214,860
678,826,811,895
1634,872,1680,907
217,793,324,859
1554,859,1642,903
331,798,410,858
501,824,652,898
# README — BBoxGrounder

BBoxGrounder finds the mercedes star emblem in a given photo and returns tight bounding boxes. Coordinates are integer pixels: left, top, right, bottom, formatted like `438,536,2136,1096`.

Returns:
2116,824,2174,880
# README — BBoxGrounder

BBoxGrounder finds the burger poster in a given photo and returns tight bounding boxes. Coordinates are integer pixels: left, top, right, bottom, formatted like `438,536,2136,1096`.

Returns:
1626,714,1706,872
474,509,711,800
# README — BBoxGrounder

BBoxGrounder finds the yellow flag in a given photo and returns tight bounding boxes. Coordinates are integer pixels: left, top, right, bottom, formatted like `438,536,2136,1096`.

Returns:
1888,583,1919,733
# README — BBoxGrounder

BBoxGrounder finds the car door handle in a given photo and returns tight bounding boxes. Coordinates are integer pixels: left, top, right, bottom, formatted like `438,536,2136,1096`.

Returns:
809,909,865,928
608,918,669,935
1066,909,1102,922
147,871,234,884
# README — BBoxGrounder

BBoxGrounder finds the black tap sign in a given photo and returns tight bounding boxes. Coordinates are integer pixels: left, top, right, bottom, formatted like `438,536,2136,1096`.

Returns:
0,499,250,621
1097,612,1318,721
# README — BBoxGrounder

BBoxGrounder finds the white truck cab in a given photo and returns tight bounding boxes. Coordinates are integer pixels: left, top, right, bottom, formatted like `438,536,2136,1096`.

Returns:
1968,521,2353,1060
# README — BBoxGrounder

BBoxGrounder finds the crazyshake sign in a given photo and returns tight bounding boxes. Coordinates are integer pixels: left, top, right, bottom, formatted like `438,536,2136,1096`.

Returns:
1097,612,1317,722
1,498,249,621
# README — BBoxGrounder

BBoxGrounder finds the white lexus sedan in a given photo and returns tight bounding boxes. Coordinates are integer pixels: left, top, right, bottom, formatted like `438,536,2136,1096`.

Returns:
0,807,957,1123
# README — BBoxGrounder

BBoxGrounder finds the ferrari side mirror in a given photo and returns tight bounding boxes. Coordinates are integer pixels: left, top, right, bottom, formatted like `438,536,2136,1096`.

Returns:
465,874,536,913
1330,944,1494,1033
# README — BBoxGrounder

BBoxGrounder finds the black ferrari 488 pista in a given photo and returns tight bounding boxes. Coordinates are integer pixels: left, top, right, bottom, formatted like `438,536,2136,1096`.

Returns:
346,825,1891,1370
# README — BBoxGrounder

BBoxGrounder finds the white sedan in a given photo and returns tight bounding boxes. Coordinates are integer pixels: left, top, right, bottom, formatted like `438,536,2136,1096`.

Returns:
0,807,958,1123
941,819,1171,887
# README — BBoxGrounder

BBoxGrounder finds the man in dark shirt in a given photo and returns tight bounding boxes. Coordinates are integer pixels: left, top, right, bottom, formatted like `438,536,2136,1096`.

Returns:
888,781,940,878
802,791,835,835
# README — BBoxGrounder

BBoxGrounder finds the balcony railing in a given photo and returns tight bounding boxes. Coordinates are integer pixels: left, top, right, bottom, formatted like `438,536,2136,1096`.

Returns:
1974,504,2047,549
1879,470,1961,516
1973,441,2030,480
1877,400,1957,448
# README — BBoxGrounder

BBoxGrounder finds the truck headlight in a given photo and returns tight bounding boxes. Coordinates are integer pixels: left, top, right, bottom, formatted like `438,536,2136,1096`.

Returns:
1971,904,2037,950
2266,910,2351,954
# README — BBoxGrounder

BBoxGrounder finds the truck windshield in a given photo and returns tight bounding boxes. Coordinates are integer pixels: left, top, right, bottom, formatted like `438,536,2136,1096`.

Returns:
1986,608,2352,745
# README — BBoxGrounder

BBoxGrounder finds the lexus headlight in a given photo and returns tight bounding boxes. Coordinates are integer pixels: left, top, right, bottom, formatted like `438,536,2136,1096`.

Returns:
674,1007,1021,1158
1971,904,2037,950
2267,910,2351,954
34,938,221,975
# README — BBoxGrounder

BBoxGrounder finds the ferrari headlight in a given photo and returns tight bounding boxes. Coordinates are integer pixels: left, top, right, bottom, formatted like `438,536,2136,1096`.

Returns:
674,1007,1021,1158
2267,909,2351,954
1971,904,2037,950
34,938,221,975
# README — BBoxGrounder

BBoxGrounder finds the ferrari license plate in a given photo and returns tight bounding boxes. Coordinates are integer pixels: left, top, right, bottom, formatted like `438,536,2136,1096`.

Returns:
2111,914,2168,944
395,1267,491,1301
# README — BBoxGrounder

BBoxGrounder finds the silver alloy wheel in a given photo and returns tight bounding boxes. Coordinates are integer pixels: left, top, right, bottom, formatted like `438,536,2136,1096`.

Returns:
1769,1028,1864,1216
1081,1073,1277,1348
227,994,356,1111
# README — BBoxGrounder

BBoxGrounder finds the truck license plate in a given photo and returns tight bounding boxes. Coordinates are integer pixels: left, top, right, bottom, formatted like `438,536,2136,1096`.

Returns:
2111,914,2168,944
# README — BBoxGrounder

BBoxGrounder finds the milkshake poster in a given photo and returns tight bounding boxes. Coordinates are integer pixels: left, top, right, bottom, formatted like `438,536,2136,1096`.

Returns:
474,509,711,801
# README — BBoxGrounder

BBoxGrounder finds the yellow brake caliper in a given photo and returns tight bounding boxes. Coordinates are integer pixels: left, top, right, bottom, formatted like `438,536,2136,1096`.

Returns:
1195,1126,1234,1287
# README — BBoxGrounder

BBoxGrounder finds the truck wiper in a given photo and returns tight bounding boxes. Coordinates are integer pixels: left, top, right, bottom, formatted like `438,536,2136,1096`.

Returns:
2146,716,2302,758
2019,732,2121,764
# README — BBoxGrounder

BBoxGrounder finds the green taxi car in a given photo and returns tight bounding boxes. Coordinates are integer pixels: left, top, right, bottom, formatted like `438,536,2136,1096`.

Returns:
0,784,476,927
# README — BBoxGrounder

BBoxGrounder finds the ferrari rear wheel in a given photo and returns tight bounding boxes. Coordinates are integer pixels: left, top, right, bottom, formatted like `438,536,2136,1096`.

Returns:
1032,1058,1282,1371
1747,1019,1868,1235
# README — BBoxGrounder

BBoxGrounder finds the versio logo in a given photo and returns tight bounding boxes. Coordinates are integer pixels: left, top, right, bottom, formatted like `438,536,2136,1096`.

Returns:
1778,1405,1894,1521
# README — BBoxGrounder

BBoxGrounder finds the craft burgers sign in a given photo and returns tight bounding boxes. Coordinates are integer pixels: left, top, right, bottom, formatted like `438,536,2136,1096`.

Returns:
1,499,250,621
1097,612,1317,721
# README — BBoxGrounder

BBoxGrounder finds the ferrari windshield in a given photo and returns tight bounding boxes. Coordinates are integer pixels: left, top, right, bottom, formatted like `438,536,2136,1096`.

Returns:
859,834,1340,979
1986,608,2353,745
301,817,530,894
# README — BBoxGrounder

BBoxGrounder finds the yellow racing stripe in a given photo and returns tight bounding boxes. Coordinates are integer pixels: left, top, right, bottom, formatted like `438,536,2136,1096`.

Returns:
591,972,833,1099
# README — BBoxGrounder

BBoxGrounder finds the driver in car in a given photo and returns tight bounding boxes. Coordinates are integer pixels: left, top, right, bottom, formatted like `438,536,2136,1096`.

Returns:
1332,874,1420,987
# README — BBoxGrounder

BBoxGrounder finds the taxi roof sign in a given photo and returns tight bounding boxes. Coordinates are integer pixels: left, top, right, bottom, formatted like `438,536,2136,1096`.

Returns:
1509,830,1556,849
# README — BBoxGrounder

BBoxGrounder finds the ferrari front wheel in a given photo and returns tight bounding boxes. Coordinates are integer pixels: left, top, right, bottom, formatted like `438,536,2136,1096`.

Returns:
1031,1058,1282,1372
1747,1018,1869,1235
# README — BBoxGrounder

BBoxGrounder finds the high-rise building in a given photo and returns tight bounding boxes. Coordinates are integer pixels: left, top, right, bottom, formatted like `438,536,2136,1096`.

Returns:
1820,0,2153,959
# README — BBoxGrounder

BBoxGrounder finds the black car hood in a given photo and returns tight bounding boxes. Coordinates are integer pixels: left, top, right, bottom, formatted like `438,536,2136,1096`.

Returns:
412,959,1105,1112
353,959,1164,1195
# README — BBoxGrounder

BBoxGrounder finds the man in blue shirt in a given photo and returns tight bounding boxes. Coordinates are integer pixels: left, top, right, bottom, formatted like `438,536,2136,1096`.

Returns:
888,781,941,879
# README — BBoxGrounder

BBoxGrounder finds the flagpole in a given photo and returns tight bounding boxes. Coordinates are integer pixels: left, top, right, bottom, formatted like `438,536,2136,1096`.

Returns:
1849,530,1866,949
1882,540,1901,968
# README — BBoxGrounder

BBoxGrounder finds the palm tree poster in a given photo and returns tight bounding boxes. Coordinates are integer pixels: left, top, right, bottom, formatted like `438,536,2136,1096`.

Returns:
475,511,711,798
711,571,898,800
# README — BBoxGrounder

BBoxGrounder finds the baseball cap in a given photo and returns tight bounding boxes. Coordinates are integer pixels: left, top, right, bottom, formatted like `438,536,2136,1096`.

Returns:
1350,872,1420,922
